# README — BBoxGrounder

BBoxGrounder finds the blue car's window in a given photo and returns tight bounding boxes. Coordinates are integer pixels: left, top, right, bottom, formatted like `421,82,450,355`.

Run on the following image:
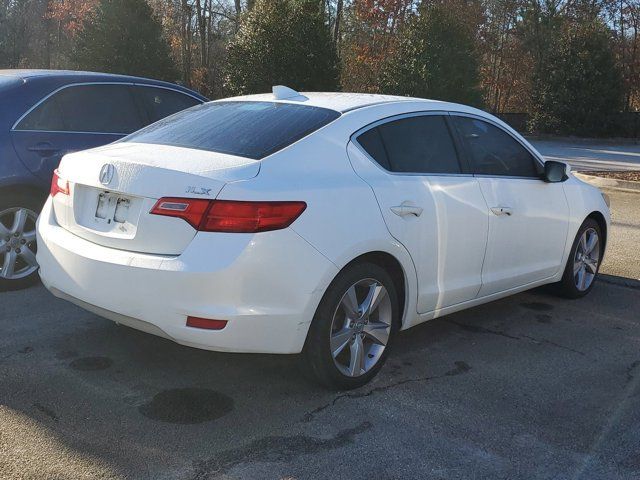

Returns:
123,101,341,160
15,84,144,134
134,86,201,123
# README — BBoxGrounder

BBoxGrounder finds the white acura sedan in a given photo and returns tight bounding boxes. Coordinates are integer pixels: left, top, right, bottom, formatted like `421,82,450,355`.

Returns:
37,87,610,389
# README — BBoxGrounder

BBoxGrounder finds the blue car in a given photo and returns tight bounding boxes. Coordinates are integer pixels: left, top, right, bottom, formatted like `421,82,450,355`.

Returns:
0,70,207,290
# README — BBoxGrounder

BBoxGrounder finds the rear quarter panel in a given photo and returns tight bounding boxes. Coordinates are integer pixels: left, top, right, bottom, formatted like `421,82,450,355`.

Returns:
216,104,454,329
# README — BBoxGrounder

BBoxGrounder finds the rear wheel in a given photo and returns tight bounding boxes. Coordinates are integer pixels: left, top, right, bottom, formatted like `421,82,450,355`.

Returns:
0,191,43,291
551,218,603,299
303,262,399,390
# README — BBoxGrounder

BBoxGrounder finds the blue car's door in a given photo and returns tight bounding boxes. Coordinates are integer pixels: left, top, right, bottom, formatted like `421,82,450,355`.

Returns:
10,130,125,184
10,83,145,184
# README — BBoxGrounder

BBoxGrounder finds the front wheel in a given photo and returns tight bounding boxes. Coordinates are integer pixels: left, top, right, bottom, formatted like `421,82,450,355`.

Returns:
303,262,400,390
551,218,603,299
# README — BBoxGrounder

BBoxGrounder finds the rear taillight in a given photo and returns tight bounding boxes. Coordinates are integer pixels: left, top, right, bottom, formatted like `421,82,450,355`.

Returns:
150,198,307,233
50,169,69,197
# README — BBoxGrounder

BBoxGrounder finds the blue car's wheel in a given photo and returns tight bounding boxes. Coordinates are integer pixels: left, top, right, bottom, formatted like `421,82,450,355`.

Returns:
0,192,43,291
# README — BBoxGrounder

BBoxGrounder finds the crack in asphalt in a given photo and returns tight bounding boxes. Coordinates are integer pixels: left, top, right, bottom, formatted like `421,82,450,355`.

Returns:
444,319,587,356
519,334,586,356
302,361,472,423
444,319,520,339
191,421,372,479
626,360,640,384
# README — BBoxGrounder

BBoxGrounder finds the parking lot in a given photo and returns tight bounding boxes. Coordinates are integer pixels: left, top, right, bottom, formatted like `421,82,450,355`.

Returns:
1,186,639,479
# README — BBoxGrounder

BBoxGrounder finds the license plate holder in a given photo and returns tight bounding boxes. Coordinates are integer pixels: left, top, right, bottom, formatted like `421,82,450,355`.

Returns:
95,192,132,225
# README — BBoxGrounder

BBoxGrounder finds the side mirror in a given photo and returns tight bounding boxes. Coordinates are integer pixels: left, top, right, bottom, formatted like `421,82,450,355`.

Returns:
543,160,569,183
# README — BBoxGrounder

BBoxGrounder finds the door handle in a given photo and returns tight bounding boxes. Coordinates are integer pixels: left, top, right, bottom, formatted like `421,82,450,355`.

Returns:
391,202,423,217
27,142,60,156
491,206,513,216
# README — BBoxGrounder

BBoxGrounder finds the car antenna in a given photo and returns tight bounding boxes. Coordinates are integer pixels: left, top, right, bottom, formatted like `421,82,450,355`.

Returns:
272,85,302,100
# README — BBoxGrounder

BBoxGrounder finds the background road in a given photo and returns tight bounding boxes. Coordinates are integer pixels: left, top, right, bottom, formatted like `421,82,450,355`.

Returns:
1,186,639,479
530,139,640,172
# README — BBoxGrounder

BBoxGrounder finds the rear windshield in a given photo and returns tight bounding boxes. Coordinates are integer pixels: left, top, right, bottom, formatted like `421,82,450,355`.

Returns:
123,101,341,159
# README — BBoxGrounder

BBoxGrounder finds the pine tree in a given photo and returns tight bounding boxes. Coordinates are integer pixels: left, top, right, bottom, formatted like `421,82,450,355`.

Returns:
225,0,339,95
380,1,483,106
528,16,624,136
73,0,177,81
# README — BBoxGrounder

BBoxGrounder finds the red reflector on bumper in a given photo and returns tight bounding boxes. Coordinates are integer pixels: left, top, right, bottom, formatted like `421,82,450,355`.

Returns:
186,317,228,330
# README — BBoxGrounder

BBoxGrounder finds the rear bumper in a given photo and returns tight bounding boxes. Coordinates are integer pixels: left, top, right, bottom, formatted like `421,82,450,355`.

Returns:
36,198,338,354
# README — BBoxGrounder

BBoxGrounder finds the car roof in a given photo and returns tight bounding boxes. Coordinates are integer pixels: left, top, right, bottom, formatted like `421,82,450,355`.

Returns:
220,91,458,113
0,69,207,100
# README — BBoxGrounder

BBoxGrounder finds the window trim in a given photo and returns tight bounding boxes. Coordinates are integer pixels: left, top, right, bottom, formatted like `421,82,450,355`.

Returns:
448,112,545,180
351,111,471,177
11,81,203,135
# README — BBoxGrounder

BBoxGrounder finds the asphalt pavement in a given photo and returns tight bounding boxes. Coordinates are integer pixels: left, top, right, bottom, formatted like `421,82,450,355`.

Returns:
1,187,639,479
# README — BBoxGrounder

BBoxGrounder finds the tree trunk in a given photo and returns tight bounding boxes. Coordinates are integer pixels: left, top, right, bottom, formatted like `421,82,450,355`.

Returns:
333,0,343,45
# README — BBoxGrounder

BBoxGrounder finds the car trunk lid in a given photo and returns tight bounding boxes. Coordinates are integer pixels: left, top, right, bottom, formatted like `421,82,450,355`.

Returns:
52,142,259,255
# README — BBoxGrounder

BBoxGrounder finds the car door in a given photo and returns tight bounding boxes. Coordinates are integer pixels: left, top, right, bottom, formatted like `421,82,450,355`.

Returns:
10,83,145,184
451,114,570,296
347,112,489,314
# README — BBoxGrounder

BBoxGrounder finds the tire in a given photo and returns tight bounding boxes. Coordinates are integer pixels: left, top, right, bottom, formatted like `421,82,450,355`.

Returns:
303,262,400,390
0,190,46,291
551,218,603,299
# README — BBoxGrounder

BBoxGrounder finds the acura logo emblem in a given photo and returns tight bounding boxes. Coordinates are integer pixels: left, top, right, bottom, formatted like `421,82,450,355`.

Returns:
99,164,115,186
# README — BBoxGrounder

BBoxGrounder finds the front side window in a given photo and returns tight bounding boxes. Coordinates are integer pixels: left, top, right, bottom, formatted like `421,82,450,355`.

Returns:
356,115,461,174
124,101,341,160
16,84,144,134
453,116,540,177
134,86,201,123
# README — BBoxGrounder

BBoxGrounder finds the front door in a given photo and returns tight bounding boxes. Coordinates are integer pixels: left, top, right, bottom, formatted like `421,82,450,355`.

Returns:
451,114,570,296
347,113,489,313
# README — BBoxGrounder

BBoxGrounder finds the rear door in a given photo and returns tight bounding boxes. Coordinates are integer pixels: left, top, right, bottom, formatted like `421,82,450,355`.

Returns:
10,83,145,183
347,112,489,313
451,114,570,296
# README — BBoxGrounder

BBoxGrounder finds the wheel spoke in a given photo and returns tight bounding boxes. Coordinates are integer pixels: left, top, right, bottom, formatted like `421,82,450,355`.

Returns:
584,258,598,274
331,328,352,358
360,282,386,318
11,209,28,234
0,221,10,237
576,265,587,290
341,286,359,317
573,259,582,275
348,335,365,377
19,248,37,268
22,230,36,243
1,250,17,278
362,321,390,346
585,233,598,256
579,233,587,255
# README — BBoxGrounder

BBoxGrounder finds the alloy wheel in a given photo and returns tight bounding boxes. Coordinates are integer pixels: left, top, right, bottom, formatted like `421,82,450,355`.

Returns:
573,227,600,291
0,207,38,280
329,278,392,377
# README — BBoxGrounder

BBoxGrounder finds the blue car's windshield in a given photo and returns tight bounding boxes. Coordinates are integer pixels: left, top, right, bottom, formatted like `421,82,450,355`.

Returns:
123,101,341,160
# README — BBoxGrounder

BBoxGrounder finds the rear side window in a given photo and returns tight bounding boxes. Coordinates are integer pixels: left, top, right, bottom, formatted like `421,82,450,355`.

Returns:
16,84,144,134
124,101,341,159
453,116,539,177
357,115,461,174
134,86,200,123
